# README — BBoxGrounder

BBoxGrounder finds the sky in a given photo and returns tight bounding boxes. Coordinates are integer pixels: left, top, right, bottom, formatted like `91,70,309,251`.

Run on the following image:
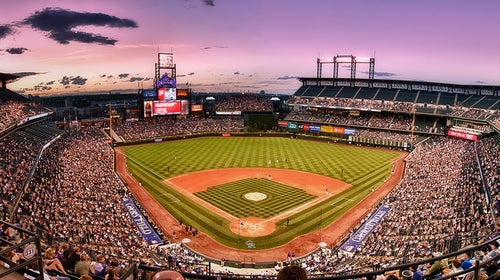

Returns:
1,0,500,96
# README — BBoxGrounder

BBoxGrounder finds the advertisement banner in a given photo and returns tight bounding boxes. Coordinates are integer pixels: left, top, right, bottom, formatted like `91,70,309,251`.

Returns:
321,126,333,133
344,128,356,135
310,125,321,132
447,129,478,141
144,101,153,118
339,205,390,253
303,124,310,131
191,104,203,112
122,197,162,245
215,111,242,115
153,100,181,115
176,88,189,97
180,100,189,115
142,89,157,99
288,123,298,129
333,127,345,134
278,121,288,127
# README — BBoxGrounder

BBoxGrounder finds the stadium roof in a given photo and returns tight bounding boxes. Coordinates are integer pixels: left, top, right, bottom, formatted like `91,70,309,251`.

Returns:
0,73,20,83
0,72,22,89
298,77,500,96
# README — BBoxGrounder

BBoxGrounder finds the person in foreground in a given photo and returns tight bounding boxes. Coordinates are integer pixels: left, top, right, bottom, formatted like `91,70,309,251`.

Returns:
277,265,308,280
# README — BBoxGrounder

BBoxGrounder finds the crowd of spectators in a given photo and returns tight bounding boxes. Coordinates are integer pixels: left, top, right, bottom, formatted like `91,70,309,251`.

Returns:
285,109,424,133
291,136,498,277
450,107,495,121
0,126,48,216
12,128,154,274
491,115,500,129
213,94,273,112
293,97,415,113
113,117,244,141
0,101,49,131
0,98,498,279
3,125,495,279
292,96,499,122
352,129,415,143
476,136,500,217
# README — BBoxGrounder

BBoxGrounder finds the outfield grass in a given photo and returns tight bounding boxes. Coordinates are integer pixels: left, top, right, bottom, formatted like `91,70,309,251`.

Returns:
124,136,402,250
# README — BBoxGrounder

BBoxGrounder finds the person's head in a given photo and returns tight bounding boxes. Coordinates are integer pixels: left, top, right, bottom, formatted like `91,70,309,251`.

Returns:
107,267,117,279
79,275,93,280
386,275,399,280
79,253,90,262
96,254,105,263
109,258,120,267
44,247,56,259
277,265,307,280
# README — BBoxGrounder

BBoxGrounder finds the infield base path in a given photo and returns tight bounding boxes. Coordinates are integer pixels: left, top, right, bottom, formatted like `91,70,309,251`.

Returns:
166,168,351,237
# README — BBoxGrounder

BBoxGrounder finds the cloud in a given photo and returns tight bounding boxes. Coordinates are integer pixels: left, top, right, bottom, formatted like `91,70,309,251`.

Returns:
201,45,228,50
12,72,42,77
178,72,195,78
203,0,215,6
23,7,138,45
5,47,29,54
183,0,215,9
60,75,87,86
0,25,14,39
71,76,87,85
34,85,52,91
118,73,129,79
277,75,299,80
60,76,71,85
46,80,55,85
474,81,486,84
234,71,240,75
129,77,143,82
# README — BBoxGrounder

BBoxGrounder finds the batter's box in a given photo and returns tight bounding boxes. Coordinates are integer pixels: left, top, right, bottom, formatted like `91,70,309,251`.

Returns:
159,193,180,203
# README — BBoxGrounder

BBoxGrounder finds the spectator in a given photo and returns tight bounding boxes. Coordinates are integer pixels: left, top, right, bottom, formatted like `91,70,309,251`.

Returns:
44,247,67,277
91,254,108,277
74,253,95,277
277,265,307,280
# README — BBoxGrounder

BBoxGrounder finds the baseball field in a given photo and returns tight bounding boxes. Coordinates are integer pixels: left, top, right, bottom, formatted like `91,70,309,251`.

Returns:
120,136,404,254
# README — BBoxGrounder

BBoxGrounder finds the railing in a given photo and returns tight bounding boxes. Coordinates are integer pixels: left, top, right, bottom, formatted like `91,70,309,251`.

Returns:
135,235,500,280
0,220,44,279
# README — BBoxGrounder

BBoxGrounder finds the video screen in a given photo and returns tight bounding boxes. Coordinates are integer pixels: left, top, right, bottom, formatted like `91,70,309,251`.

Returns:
142,89,157,99
158,87,176,101
153,100,181,115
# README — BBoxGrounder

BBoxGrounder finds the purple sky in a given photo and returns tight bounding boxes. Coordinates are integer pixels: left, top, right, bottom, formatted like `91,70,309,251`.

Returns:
1,0,500,96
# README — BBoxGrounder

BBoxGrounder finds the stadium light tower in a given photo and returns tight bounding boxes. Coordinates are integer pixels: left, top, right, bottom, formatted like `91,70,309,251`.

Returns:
156,52,176,89
316,54,375,84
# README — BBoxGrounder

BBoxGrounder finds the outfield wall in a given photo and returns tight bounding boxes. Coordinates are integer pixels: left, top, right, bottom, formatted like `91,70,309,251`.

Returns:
111,131,412,151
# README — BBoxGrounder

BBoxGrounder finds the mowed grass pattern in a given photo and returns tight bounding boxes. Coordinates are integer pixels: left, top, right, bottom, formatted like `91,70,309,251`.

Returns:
124,136,403,249
195,178,317,219
124,137,398,181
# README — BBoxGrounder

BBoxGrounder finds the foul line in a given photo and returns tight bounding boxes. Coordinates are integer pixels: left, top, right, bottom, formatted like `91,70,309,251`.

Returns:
261,182,352,226
159,193,180,203
165,179,240,221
